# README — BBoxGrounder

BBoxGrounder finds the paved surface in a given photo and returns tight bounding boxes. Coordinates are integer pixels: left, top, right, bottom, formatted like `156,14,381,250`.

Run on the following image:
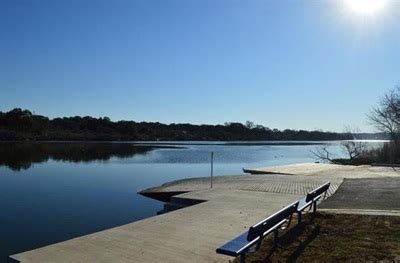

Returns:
12,163,400,262
320,177,400,211
245,163,400,179
142,173,341,198
12,189,302,263
318,209,400,216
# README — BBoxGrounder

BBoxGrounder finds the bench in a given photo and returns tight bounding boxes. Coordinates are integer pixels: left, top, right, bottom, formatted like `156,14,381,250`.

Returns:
297,181,330,224
216,201,299,263
216,182,331,262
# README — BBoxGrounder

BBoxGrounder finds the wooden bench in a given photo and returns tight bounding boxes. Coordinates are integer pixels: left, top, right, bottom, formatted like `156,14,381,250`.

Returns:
216,201,299,263
297,181,330,224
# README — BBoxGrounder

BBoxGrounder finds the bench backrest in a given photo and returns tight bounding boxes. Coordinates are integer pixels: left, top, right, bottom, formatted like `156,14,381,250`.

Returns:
247,201,299,241
305,182,330,202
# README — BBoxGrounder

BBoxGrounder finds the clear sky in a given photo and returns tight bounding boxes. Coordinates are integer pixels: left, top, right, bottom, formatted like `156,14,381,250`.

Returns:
1,0,399,132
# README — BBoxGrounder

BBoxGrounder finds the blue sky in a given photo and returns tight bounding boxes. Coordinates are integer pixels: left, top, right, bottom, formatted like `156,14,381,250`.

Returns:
1,0,399,132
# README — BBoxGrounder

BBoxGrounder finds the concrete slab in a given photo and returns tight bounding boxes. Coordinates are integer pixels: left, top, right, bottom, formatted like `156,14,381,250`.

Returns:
141,173,341,200
320,177,400,211
11,189,303,263
244,163,400,179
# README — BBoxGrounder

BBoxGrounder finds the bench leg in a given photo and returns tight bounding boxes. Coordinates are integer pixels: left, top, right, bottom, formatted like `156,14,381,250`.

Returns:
273,228,279,245
297,211,302,224
313,201,317,214
240,253,246,263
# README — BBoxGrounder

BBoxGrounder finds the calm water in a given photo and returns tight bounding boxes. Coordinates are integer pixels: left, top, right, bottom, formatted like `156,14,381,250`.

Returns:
0,141,381,261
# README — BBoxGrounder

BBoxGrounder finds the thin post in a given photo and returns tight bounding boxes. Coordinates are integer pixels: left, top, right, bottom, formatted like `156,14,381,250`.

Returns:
313,201,317,214
240,253,246,263
210,152,214,188
273,229,279,245
297,211,302,224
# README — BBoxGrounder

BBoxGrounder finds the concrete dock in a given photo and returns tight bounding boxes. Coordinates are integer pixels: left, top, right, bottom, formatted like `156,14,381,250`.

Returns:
11,163,400,262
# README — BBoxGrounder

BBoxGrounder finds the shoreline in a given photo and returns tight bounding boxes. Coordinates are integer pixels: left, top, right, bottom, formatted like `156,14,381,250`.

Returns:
11,163,400,262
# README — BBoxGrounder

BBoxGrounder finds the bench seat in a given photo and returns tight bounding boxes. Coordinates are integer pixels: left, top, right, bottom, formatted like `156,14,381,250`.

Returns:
216,220,282,257
216,231,255,257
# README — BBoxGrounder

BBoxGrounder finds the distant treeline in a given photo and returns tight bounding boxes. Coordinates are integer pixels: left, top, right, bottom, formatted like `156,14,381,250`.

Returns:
0,108,387,141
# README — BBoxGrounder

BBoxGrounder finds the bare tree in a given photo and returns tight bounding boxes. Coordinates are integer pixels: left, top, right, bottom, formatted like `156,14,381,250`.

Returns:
367,87,400,163
341,126,367,160
367,87,400,143
311,127,367,164
340,140,366,160
310,145,338,163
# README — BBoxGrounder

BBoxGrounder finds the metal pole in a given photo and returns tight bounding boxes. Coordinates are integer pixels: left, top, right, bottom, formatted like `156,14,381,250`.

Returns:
210,152,214,188
240,253,245,263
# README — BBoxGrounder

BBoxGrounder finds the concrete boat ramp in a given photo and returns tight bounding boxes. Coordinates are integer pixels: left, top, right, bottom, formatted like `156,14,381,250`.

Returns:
11,163,400,262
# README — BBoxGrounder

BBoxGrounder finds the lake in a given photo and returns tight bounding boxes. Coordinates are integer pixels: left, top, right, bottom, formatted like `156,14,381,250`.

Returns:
0,141,382,261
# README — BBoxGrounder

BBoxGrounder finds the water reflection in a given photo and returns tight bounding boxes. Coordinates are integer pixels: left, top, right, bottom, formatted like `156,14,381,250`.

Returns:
0,142,155,171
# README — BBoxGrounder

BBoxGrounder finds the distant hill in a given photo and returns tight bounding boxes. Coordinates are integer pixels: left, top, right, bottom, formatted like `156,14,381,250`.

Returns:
0,108,387,141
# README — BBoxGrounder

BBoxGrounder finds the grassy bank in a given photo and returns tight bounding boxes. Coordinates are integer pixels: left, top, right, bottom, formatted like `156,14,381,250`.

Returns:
233,213,400,262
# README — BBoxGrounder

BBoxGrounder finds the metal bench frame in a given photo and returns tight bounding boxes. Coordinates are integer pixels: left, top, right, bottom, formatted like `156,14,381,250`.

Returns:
296,181,330,224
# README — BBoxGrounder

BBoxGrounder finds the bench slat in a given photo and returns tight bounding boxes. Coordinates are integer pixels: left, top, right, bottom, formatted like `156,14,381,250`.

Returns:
307,182,330,202
216,232,258,257
247,201,298,241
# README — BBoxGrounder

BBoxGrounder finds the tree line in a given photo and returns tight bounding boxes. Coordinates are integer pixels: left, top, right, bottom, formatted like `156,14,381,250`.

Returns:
0,108,381,141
